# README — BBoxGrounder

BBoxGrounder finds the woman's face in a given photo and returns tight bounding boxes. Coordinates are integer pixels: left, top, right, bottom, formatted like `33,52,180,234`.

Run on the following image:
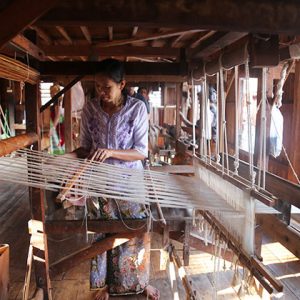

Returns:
95,75,125,104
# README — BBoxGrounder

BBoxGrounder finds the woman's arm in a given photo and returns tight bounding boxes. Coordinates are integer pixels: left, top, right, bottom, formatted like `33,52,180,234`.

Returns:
92,148,145,162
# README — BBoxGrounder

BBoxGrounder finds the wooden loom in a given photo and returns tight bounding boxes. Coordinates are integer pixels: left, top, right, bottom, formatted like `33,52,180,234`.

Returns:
0,59,295,299
0,135,285,299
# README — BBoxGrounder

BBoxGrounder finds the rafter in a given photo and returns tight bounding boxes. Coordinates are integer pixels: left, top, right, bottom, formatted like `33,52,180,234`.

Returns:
189,32,248,59
42,44,181,58
93,29,202,48
171,33,186,47
56,26,72,44
189,31,216,48
0,0,59,48
80,26,92,44
29,25,52,45
10,34,45,60
39,62,186,77
36,0,300,34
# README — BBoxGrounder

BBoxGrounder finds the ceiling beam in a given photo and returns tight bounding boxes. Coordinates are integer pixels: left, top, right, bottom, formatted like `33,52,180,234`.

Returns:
90,29,202,48
10,34,45,60
29,25,52,45
80,26,92,44
41,45,180,58
39,61,187,76
0,0,59,49
171,33,186,48
56,26,73,44
189,31,216,48
37,0,300,34
188,32,248,59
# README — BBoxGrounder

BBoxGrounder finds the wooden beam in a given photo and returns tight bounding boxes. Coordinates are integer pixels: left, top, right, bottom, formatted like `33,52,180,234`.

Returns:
45,219,148,234
39,62,187,76
10,34,45,60
189,32,248,59
41,44,180,58
176,83,182,139
108,26,113,41
45,218,185,235
25,83,52,298
257,214,300,259
50,232,145,276
189,30,216,48
37,0,300,34
289,61,300,184
183,220,191,266
249,34,279,67
0,133,38,157
0,0,58,49
44,74,187,83
80,26,92,44
29,25,52,45
56,26,72,44
64,86,73,153
226,155,300,209
150,165,194,174
75,29,202,48
171,33,186,48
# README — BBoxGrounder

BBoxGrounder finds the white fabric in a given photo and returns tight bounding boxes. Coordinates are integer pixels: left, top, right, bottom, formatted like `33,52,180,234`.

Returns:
289,43,300,59
71,81,85,115
270,105,283,158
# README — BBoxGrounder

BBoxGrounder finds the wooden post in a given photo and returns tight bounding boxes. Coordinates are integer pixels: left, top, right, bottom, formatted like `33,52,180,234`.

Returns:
25,82,52,300
64,87,73,153
254,69,263,167
175,83,182,139
289,61,300,184
183,220,191,266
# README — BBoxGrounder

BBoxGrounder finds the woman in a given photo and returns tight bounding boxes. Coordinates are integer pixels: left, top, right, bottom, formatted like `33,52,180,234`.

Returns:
77,59,159,300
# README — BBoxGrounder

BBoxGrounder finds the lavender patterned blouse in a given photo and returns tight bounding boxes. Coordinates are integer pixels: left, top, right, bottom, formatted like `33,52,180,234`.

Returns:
80,96,148,169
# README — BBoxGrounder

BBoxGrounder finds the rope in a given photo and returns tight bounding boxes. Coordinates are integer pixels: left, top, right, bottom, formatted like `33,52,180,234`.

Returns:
257,68,267,189
219,68,229,175
245,60,256,187
234,66,240,175
191,73,196,156
216,73,220,164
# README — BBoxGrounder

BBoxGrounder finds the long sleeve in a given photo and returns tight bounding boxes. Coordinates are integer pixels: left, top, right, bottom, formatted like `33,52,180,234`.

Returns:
80,104,92,150
132,103,148,157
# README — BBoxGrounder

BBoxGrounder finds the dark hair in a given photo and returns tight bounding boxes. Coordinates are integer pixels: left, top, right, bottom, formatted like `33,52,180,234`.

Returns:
97,58,125,83
137,86,147,94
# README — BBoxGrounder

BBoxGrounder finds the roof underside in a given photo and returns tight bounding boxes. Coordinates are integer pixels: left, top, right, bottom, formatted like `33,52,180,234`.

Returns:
2,0,300,65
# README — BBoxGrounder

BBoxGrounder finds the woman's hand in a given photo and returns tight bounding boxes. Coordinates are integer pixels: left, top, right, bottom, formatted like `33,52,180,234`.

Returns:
91,148,113,162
